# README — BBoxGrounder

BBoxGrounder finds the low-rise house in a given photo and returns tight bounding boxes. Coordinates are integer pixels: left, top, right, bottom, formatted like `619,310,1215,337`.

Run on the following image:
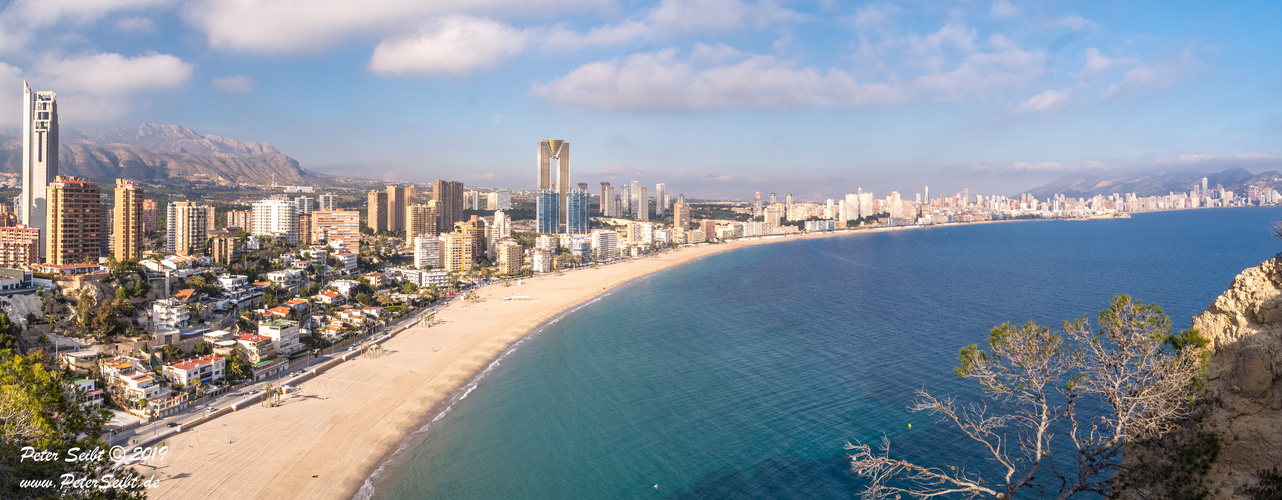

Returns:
313,290,344,305
285,298,309,312
264,305,293,319
101,356,166,404
334,253,358,273
259,320,302,356
365,272,386,289
330,279,360,297
339,310,365,326
71,378,104,407
265,269,306,292
34,263,105,276
236,334,276,363
361,306,385,318
152,299,191,332
162,355,226,387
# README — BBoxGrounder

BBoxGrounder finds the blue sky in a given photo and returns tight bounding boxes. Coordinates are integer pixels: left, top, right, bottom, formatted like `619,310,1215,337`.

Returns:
0,1,1279,200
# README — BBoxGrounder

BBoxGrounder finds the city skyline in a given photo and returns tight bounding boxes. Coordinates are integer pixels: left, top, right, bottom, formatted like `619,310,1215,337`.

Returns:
0,2,1277,198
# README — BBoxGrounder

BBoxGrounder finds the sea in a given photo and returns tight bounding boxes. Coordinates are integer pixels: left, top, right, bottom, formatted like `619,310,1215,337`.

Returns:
365,206,1282,499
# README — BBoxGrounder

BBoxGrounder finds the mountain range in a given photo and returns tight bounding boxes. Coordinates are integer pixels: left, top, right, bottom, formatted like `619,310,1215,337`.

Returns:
1025,167,1282,198
0,123,332,187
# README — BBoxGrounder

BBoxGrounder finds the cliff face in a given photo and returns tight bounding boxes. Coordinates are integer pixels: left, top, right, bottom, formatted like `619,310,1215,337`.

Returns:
1189,256,1282,496
0,123,324,186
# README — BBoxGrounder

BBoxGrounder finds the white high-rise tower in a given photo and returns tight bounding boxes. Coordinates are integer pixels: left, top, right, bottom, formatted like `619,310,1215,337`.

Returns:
537,140,570,228
21,81,58,258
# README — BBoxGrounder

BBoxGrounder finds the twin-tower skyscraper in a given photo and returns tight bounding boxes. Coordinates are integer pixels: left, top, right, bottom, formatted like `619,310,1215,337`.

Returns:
537,139,570,228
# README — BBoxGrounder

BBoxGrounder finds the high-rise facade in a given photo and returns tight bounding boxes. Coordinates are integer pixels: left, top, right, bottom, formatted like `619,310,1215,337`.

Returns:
432,180,464,229
637,187,649,221
441,232,472,272
311,210,360,249
486,191,511,210
655,183,666,217
387,185,407,231
673,201,690,230
22,82,58,259
497,240,524,275
251,199,298,244
294,196,314,215
0,226,40,267
603,186,616,217
141,199,159,234
112,179,144,261
367,190,388,233
318,193,337,211
227,210,251,230
599,182,611,214
537,140,570,227
536,189,559,233
405,204,437,242
413,236,441,269
46,176,100,265
167,201,213,256
488,210,511,258
566,189,590,234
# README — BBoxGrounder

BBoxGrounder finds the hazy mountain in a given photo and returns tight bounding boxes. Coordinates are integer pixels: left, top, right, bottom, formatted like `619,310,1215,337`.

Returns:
0,123,330,187
1026,168,1282,198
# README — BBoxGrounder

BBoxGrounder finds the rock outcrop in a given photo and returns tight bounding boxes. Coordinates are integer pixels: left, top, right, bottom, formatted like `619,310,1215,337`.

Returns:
1189,256,1282,496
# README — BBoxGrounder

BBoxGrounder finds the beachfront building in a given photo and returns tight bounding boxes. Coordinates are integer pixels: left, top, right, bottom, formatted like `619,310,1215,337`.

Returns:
259,320,303,356
236,334,276,363
497,240,524,275
591,230,619,258
566,189,590,234
531,249,553,273
162,355,226,387
673,201,690,230
536,189,558,233
414,236,441,269
441,232,473,273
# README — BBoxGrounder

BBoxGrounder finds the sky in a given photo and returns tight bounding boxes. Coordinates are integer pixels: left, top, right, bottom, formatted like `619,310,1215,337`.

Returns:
0,0,1279,200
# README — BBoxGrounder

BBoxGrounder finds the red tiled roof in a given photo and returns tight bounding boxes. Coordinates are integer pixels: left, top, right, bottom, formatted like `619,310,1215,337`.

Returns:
236,334,272,343
165,355,224,371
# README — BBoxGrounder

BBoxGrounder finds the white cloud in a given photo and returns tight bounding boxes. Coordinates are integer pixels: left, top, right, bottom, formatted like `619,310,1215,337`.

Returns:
37,52,193,94
1017,88,1072,112
368,15,528,76
183,0,602,54
114,16,154,33
530,45,906,111
990,0,1020,19
5,52,194,125
0,0,166,51
1079,47,1136,75
543,0,801,51
1103,51,1192,98
1013,160,1106,172
1152,153,1282,169
212,74,252,92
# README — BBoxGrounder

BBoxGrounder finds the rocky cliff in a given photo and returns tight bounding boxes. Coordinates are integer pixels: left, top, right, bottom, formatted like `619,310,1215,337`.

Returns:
1189,256,1282,496
0,123,328,186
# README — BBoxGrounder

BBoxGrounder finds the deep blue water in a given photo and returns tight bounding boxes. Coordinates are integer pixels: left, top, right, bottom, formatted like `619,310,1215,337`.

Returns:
367,207,1281,499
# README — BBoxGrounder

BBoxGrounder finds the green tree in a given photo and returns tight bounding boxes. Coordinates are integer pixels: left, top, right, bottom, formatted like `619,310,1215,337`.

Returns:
192,341,213,356
162,343,184,362
849,296,1207,499
0,314,15,351
0,351,148,499
355,293,371,306
225,347,251,383
401,282,419,294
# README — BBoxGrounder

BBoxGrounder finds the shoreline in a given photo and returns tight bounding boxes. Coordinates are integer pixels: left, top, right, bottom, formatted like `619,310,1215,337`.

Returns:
141,220,1040,500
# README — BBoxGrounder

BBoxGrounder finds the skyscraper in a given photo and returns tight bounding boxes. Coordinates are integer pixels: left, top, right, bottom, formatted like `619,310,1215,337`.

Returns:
22,82,58,259
620,183,631,216
673,201,690,230
655,183,666,217
537,139,570,227
113,179,144,261
367,190,388,233
251,198,298,244
630,180,640,217
318,193,337,211
405,204,437,241
167,201,213,256
637,187,649,221
566,189,590,234
387,185,407,231
141,199,159,234
432,180,464,229
311,210,360,250
46,177,100,265
599,182,611,214
536,189,559,233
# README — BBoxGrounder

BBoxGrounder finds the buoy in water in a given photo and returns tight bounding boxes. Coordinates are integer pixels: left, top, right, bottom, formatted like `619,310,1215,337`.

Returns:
654,484,659,489
908,424,912,429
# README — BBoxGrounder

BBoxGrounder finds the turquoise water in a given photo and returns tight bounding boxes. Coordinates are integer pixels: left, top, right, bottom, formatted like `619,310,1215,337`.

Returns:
367,207,1281,499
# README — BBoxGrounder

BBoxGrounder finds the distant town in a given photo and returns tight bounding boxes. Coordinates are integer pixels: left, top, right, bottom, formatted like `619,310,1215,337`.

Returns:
1,81,1274,449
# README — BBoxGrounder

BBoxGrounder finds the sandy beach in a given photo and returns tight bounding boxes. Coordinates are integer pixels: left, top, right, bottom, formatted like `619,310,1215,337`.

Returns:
140,226,964,500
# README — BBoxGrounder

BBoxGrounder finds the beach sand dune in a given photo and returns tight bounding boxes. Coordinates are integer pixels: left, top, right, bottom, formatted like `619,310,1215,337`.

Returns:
142,234,859,499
